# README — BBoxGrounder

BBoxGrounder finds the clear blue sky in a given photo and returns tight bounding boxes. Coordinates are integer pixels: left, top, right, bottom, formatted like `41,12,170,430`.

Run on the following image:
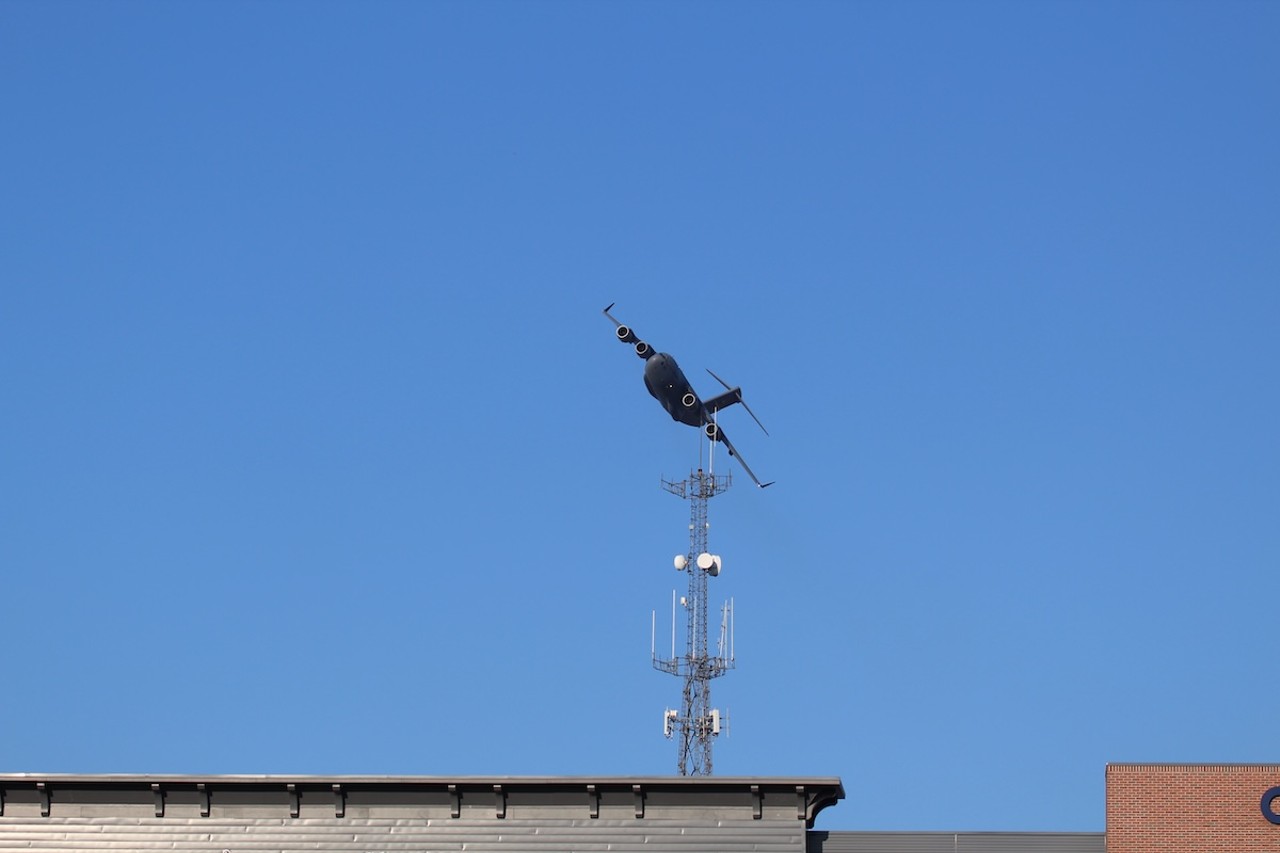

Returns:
2,0,1277,833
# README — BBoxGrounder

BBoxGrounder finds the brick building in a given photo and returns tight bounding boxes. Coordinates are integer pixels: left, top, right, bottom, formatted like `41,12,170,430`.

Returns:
1106,763,1280,853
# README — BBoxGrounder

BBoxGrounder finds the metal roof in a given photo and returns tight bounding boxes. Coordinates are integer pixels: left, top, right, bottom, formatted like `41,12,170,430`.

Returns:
810,830,1106,853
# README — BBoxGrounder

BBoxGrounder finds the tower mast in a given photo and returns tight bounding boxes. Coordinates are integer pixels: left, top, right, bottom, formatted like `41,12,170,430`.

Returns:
653,466,735,775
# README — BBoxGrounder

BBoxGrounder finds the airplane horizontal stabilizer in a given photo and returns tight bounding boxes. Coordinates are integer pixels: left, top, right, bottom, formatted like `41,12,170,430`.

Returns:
705,369,768,436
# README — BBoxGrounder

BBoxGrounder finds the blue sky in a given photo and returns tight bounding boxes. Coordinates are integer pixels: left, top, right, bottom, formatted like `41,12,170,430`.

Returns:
2,0,1278,833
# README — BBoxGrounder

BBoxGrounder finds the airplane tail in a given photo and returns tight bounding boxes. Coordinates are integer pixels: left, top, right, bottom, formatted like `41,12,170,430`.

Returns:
704,369,769,436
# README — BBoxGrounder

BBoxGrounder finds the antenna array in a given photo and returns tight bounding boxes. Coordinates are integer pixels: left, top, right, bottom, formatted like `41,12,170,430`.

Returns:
652,467,735,776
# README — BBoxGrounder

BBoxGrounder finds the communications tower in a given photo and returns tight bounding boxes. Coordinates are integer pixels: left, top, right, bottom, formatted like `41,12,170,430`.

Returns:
652,465,735,776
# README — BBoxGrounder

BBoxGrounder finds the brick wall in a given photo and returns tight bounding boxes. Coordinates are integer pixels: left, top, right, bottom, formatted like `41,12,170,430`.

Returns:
1106,764,1280,853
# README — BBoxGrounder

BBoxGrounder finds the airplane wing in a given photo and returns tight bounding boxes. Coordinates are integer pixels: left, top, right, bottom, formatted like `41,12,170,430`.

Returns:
603,302,629,334
603,303,655,358
713,422,774,489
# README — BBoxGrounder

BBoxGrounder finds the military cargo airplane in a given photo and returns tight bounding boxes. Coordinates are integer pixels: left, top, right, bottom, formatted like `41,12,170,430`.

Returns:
603,303,772,488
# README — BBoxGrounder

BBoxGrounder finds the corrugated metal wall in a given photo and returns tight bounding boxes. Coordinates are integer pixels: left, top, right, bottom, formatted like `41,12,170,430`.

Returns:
0,816,807,853
808,830,1105,853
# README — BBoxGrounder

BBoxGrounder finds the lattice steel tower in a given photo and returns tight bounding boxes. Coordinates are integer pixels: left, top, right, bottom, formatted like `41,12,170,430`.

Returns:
652,466,735,776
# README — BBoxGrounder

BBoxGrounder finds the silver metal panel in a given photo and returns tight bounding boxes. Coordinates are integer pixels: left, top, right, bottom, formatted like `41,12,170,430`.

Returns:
808,831,1106,853
0,776,844,853
0,816,807,852
0,775,843,826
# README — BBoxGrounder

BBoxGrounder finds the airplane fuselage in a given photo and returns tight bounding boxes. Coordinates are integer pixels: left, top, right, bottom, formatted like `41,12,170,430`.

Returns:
643,352,703,429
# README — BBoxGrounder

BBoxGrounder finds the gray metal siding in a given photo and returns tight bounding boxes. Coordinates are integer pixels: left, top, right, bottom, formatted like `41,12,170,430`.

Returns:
808,831,1106,853
0,816,807,853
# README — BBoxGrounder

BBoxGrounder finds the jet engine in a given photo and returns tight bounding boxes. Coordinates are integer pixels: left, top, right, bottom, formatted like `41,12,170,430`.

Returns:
704,422,721,441
634,340,654,359
615,324,638,344
681,392,698,408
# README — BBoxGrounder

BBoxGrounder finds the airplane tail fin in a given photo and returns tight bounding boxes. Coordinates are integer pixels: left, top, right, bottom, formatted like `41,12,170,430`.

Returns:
705,369,769,436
